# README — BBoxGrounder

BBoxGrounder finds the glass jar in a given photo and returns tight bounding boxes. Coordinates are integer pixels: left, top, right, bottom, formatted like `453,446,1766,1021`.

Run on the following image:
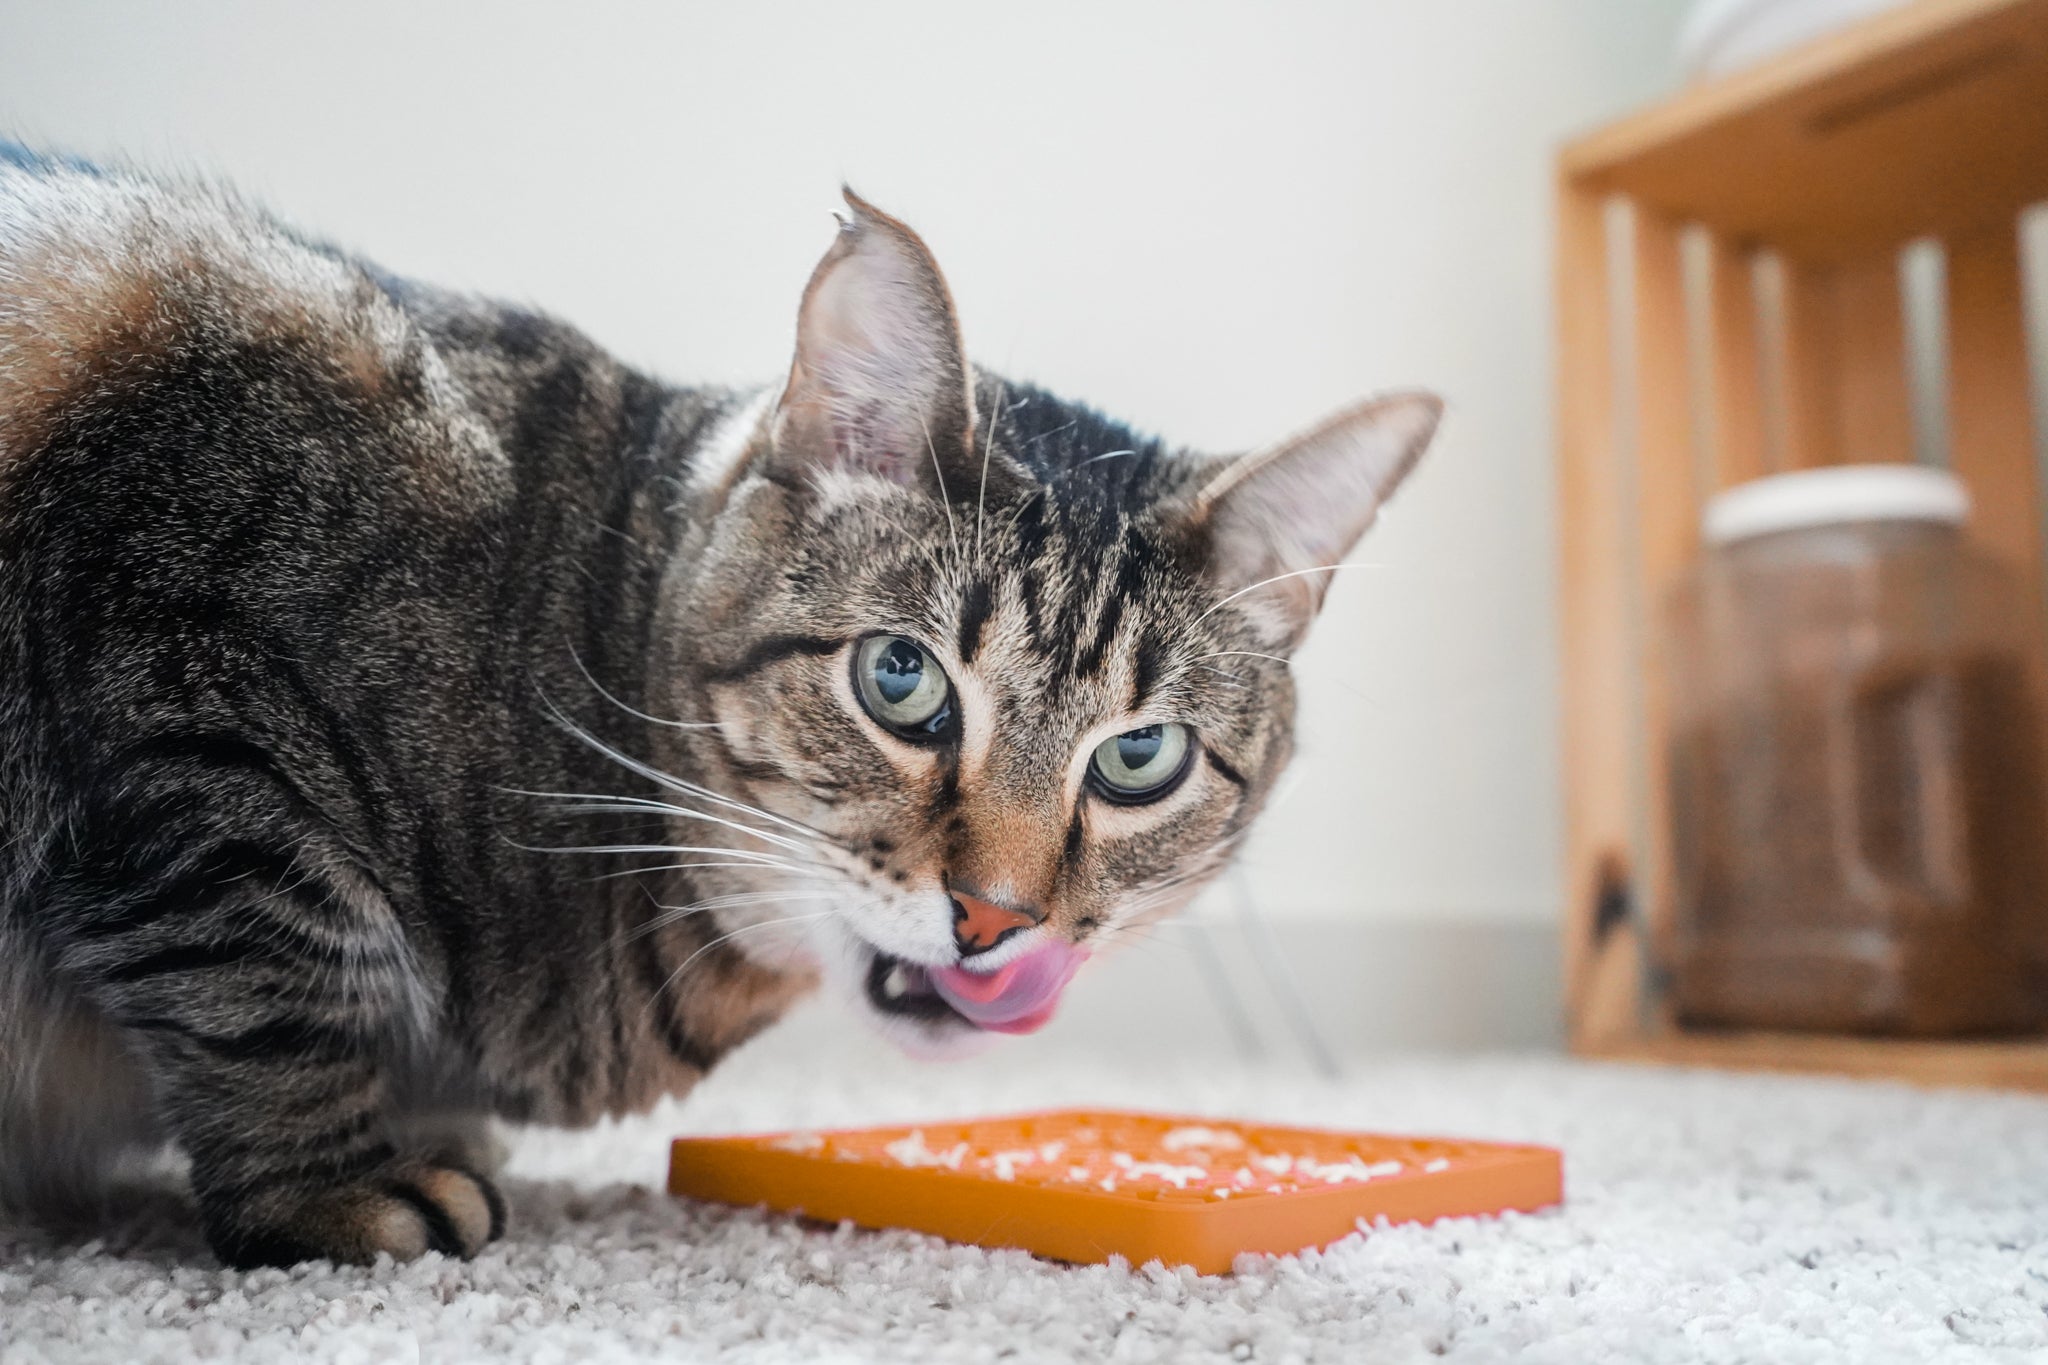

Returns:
1664,465,2048,1036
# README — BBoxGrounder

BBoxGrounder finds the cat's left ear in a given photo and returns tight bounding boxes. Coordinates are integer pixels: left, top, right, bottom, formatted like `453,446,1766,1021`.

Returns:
768,188,979,492
1190,392,1443,649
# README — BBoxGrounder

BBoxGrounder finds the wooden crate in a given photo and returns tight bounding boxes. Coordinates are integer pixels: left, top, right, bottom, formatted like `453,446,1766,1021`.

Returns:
1556,0,2048,1089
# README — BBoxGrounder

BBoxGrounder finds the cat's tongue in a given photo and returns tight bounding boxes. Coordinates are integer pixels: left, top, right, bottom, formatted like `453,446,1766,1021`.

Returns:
928,941,1086,1034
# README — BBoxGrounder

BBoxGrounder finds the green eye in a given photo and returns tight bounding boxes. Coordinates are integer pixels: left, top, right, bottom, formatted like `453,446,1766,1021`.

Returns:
853,635,954,738
1090,723,1192,802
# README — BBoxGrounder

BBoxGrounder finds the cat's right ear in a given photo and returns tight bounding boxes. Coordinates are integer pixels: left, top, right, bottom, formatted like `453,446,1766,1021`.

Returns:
1190,392,1442,650
766,188,978,491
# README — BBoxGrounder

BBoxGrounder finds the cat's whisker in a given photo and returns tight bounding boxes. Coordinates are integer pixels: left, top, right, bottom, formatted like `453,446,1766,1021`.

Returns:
1103,915,1205,933
641,911,838,1018
623,891,845,946
1113,825,1255,917
507,794,843,879
587,517,657,565
548,800,815,854
648,888,841,914
1075,448,1136,468
508,786,762,831
584,859,834,884
1094,922,1196,956
1263,768,1309,816
544,781,834,853
975,379,1005,562
563,640,727,730
505,786,840,869
610,892,819,945
1195,664,1251,690
1022,418,1079,451
504,788,690,814
1192,561,1383,626
535,697,848,850
919,415,960,560
1002,488,1046,535
1193,649,1293,671
587,880,834,962
505,838,803,871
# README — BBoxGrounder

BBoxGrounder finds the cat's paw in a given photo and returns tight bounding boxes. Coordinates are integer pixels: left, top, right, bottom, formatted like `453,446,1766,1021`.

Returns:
208,1163,507,1268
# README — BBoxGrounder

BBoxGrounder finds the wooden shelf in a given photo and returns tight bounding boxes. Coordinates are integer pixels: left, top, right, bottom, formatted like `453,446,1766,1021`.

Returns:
1554,0,2048,1094
1563,0,2048,259
1587,1030,2048,1093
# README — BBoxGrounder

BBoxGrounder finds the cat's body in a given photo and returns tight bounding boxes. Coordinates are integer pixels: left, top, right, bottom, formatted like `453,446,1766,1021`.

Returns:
0,148,1439,1267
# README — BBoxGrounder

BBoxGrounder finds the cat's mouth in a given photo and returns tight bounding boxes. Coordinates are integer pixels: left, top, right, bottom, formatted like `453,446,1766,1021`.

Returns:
860,940,1086,1035
863,952,964,1026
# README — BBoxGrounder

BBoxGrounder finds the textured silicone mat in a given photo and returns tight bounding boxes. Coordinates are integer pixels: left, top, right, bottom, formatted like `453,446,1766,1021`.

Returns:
669,1109,1563,1273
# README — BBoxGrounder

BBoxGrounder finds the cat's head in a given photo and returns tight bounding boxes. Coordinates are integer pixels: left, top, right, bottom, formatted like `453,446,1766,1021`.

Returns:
654,190,1438,1053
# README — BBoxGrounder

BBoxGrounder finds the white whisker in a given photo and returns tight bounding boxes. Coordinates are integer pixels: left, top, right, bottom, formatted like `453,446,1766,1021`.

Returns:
507,839,800,867
642,911,837,1016
1193,650,1293,671
1193,562,1382,626
549,800,813,854
1195,664,1250,691
564,640,725,730
975,380,1006,562
920,415,959,559
587,859,830,883
534,696,841,847
623,891,844,945
1076,448,1136,468
506,787,825,855
501,788,688,815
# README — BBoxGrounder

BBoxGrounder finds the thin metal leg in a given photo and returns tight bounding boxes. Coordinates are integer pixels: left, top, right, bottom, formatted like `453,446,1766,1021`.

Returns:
1182,898,1267,1064
1230,865,1343,1079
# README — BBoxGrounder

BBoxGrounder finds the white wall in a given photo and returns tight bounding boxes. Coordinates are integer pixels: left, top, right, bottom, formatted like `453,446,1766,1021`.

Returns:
0,1,1686,927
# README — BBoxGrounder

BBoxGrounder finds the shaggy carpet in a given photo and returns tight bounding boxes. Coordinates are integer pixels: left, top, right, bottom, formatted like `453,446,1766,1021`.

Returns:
4,1010,2047,1364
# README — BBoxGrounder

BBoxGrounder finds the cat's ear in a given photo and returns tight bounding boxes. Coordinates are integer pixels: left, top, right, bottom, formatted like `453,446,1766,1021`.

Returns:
1190,392,1443,649
768,188,978,491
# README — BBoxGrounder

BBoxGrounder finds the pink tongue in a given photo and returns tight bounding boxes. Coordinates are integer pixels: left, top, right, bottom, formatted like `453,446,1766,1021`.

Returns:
928,941,1086,1034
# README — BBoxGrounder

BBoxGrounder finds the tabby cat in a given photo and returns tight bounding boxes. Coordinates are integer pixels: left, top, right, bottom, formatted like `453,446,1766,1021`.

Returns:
0,147,1439,1268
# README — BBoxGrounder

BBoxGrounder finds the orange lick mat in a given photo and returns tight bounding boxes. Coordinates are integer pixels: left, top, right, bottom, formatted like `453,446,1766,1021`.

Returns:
668,1109,1563,1274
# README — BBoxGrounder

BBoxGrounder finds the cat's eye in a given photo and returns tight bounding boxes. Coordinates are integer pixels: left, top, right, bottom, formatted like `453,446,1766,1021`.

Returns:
1089,723,1192,803
853,635,955,739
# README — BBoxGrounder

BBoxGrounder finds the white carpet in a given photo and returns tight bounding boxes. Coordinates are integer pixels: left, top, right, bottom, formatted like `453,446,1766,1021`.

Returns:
5,1012,2048,1364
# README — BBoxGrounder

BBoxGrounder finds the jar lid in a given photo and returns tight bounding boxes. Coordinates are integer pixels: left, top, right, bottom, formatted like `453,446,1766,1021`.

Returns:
1702,464,1969,545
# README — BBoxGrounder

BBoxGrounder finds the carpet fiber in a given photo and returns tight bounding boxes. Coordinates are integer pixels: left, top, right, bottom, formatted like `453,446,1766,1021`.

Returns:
5,1016,2047,1363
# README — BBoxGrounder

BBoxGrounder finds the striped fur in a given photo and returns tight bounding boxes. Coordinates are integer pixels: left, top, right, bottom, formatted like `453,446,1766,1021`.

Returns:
0,158,1438,1267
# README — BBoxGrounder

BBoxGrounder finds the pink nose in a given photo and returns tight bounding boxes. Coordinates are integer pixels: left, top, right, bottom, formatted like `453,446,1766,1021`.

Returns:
950,891,1041,956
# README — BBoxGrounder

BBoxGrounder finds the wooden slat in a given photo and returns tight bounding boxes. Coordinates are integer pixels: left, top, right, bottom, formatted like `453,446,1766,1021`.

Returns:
1707,237,1771,485
1780,259,1847,465
1837,251,1917,463
1589,1031,2048,1092
1556,179,1639,1048
1627,209,1703,1015
1556,173,1638,1047
1561,0,2048,259
1777,252,1916,465
1946,222,2044,585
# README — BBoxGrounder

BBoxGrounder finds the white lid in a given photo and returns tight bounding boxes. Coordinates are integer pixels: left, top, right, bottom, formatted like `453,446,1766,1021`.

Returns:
1677,0,1908,80
1702,464,1969,545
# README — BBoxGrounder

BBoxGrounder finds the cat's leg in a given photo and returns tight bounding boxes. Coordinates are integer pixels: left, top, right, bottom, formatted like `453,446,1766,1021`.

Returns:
64,841,506,1268
0,950,163,1223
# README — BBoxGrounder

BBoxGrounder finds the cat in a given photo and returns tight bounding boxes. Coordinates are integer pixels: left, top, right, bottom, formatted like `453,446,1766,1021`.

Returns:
0,146,1440,1268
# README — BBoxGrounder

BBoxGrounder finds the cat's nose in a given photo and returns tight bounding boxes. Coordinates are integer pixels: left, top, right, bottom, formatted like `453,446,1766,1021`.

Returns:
949,888,1044,957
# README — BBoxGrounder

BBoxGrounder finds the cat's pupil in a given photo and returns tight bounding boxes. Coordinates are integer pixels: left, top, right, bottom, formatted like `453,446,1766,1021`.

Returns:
1117,725,1163,769
876,640,923,704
